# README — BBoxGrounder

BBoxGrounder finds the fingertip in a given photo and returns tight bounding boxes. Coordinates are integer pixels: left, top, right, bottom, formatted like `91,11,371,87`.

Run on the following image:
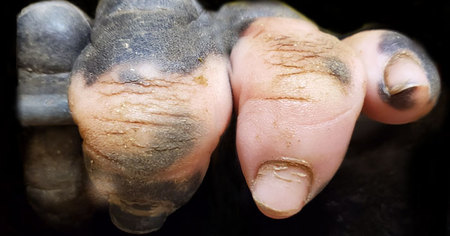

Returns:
363,52,438,124
17,1,91,73
251,159,312,219
343,30,440,124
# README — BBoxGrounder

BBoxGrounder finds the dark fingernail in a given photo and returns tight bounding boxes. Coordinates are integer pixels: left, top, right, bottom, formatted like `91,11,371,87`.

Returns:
109,199,169,234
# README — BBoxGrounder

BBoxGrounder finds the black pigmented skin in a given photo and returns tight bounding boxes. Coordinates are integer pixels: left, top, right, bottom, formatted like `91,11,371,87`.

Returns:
74,0,222,85
378,83,417,110
17,2,91,73
73,0,305,85
326,57,351,85
107,172,203,233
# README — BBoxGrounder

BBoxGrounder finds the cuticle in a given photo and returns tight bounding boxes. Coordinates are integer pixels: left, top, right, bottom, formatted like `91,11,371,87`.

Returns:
254,157,314,188
385,50,421,70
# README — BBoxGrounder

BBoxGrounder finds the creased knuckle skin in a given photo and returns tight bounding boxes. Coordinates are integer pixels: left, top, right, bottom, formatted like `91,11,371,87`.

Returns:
231,18,365,125
259,32,352,101
69,67,205,232
70,68,203,174
70,62,207,176
68,54,230,233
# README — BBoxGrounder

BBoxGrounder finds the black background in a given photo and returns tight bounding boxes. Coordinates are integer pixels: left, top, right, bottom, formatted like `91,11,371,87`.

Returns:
2,0,449,235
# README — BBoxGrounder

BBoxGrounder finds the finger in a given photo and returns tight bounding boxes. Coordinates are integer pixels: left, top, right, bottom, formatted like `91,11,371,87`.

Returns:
342,30,440,124
23,127,93,228
68,1,232,233
17,1,93,227
16,1,91,126
230,17,365,219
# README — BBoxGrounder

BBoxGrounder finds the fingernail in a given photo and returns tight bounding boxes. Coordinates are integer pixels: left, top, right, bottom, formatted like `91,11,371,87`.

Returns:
381,52,429,110
109,196,170,234
251,158,312,219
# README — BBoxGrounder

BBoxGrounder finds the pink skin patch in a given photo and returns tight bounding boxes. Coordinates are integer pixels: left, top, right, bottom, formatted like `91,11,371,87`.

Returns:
230,17,366,218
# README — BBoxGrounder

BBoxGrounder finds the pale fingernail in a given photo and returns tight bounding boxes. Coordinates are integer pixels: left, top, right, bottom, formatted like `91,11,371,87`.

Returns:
380,52,429,110
251,158,312,219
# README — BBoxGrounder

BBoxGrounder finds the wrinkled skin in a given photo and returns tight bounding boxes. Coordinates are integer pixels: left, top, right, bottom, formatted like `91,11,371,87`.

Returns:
12,0,448,235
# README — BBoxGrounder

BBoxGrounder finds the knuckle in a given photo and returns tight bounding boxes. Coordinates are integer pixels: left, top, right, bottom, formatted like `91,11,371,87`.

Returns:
69,65,207,223
69,65,206,176
17,1,90,73
244,27,356,104
261,32,352,90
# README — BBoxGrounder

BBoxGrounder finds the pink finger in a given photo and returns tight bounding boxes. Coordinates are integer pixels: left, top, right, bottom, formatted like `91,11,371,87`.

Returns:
230,17,366,219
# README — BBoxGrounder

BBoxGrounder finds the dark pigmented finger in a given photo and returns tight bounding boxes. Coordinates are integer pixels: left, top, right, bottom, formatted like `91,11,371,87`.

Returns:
23,127,93,228
17,1,94,228
17,1,91,73
343,30,440,124
68,0,232,233
70,58,231,234
16,1,91,126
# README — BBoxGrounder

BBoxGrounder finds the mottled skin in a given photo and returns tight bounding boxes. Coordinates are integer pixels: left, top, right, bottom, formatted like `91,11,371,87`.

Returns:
16,0,441,234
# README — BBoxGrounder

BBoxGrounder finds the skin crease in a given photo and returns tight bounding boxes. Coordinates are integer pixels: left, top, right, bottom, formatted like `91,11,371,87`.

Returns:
10,0,446,236
69,55,232,232
230,17,366,218
69,56,232,179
